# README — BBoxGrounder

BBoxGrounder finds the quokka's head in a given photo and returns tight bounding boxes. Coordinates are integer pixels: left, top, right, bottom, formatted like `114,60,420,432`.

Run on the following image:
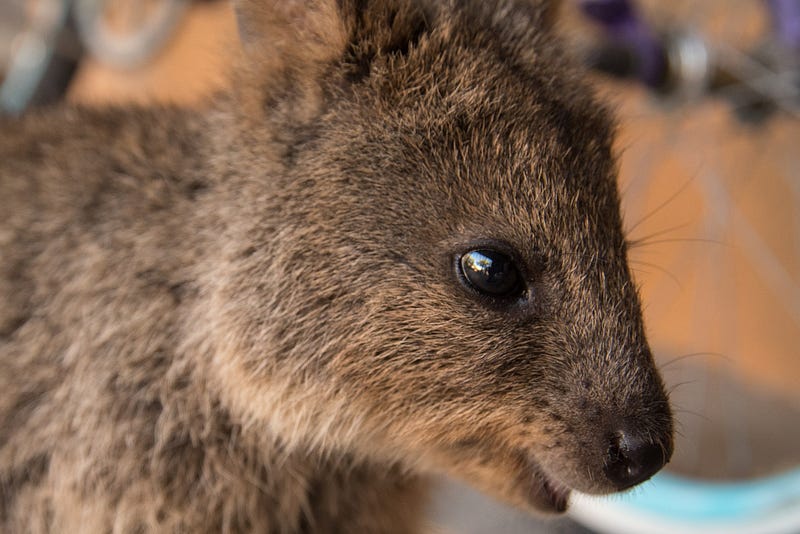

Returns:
210,0,673,513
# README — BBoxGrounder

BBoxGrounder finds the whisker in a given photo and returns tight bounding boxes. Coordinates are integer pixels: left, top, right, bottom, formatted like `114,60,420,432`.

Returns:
666,380,699,396
659,352,732,369
626,175,697,236
628,237,727,248
671,407,712,423
629,259,682,288
627,222,693,249
670,416,688,437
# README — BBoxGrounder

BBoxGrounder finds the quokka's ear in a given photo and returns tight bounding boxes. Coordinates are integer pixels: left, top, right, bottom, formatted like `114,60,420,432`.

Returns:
233,0,432,80
505,0,562,30
232,0,433,122
233,0,349,73
539,0,562,28
541,0,563,28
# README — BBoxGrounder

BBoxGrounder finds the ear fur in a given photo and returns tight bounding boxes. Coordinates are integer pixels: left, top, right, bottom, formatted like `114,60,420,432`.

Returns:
233,0,349,72
233,0,431,76
232,0,432,120
537,0,562,28
230,0,558,121
232,0,560,75
341,0,432,81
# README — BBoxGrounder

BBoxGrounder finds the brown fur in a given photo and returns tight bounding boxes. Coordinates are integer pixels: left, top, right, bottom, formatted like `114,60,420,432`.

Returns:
0,0,673,532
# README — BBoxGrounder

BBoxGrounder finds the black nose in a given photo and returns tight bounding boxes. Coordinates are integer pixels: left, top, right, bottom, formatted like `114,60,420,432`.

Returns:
604,431,668,490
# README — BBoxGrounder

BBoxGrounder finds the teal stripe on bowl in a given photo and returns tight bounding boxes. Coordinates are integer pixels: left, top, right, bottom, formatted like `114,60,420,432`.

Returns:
615,470,800,521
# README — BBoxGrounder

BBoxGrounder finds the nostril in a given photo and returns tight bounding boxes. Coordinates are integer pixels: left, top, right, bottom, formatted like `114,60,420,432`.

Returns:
604,431,668,490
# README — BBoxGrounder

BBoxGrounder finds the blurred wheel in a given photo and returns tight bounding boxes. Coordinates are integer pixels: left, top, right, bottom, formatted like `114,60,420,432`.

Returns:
0,0,81,115
74,0,187,68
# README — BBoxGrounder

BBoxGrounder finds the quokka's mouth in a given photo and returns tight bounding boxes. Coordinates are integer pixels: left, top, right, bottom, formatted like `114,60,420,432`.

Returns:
525,458,572,513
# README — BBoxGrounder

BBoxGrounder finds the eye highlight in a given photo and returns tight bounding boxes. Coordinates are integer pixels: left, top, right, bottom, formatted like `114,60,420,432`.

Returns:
458,249,525,299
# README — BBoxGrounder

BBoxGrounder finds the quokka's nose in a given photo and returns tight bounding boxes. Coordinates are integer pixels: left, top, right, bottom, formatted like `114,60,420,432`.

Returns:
603,430,669,490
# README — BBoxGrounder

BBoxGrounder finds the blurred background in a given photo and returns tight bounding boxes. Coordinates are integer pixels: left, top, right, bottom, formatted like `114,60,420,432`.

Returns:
2,1,798,532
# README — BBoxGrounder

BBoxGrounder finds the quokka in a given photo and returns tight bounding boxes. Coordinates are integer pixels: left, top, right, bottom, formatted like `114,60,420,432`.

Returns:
0,0,673,532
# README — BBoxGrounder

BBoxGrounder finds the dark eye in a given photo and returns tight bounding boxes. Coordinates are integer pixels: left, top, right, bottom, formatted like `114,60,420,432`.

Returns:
458,249,524,299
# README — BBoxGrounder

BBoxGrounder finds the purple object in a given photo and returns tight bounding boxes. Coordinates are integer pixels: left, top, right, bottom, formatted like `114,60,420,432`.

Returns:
767,0,800,50
579,0,667,87
579,0,638,27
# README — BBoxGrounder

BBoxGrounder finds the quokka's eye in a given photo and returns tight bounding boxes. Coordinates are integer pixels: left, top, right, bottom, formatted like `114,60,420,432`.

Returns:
458,249,525,299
